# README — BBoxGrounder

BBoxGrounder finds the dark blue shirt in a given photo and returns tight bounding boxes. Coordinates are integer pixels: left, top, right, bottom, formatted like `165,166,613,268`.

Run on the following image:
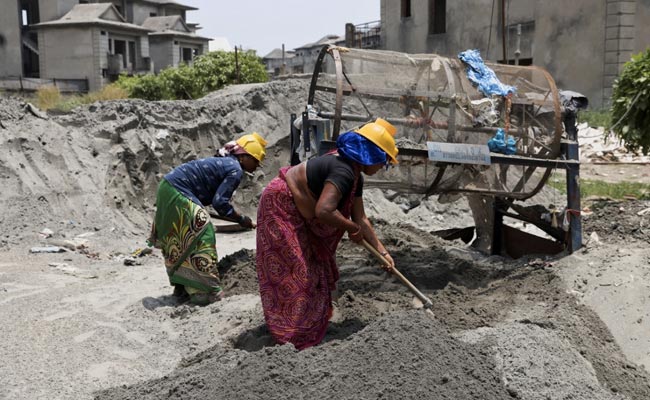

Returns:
164,156,242,217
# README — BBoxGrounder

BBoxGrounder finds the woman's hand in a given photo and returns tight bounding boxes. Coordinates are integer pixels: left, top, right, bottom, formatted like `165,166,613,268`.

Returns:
348,224,364,243
238,215,256,229
380,250,395,272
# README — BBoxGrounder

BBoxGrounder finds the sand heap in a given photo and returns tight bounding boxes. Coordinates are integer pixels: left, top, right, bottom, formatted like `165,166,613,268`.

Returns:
1,80,649,400
0,78,480,251
96,222,650,400
0,80,310,250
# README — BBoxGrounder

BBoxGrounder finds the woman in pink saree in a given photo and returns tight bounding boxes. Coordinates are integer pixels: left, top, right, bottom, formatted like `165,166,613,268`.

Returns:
256,118,399,350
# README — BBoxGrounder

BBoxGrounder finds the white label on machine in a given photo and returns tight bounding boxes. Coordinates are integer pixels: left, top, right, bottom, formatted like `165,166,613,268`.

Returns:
426,142,491,165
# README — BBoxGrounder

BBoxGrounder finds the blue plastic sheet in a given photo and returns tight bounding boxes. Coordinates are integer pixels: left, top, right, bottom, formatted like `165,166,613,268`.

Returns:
458,49,516,97
487,128,516,155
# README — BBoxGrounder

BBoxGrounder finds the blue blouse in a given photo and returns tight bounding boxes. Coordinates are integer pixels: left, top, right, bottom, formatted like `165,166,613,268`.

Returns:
164,156,243,217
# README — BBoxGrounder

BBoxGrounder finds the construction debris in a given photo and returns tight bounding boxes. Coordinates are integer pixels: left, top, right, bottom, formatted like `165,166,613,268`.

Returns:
30,246,66,253
579,123,650,164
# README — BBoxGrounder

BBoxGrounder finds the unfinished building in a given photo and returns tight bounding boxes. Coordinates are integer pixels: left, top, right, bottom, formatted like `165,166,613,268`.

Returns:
0,0,210,91
380,0,650,108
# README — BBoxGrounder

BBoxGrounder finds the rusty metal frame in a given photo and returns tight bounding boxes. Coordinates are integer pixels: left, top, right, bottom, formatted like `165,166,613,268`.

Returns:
307,45,568,201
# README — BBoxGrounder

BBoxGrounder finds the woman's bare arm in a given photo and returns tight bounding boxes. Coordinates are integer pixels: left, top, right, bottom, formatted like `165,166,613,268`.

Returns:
314,182,359,234
351,196,395,269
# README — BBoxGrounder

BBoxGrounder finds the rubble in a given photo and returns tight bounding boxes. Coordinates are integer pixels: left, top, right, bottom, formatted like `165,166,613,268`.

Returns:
579,123,650,164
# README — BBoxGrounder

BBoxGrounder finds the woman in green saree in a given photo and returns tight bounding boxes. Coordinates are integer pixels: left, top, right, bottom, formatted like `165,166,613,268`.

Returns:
148,133,266,305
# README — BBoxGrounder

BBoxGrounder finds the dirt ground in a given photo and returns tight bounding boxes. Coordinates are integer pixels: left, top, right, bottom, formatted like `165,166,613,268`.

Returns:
1,82,650,400
581,163,650,185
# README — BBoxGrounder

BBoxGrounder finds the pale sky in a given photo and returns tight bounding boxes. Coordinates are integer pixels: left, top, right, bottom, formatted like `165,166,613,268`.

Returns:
182,0,380,57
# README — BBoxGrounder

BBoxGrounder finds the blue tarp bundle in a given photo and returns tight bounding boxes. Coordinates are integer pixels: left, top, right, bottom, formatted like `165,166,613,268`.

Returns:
487,128,516,155
458,49,516,97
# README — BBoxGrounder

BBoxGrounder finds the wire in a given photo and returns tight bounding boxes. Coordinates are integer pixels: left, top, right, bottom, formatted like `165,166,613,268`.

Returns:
609,90,642,131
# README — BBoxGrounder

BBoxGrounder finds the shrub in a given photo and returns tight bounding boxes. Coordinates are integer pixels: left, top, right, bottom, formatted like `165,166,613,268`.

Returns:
86,84,129,102
36,85,62,110
55,96,84,112
158,63,202,100
611,48,650,154
115,50,269,101
116,73,173,101
193,50,268,91
32,84,130,112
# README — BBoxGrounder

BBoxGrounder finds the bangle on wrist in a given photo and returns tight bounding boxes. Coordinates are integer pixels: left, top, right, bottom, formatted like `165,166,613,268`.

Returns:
350,225,361,235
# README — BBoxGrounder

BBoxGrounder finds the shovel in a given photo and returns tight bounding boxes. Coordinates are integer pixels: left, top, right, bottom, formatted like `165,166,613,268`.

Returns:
360,239,435,319
208,209,252,232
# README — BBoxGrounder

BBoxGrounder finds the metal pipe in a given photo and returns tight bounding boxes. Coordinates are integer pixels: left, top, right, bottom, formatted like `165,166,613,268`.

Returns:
515,23,521,65
318,111,509,135
563,112,582,252
234,45,240,84
302,111,310,153
332,48,344,139
319,139,578,168
501,0,507,63
492,198,505,255
289,113,300,166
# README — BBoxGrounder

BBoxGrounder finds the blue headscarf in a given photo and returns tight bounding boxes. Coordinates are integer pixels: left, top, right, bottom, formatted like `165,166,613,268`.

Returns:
336,131,387,166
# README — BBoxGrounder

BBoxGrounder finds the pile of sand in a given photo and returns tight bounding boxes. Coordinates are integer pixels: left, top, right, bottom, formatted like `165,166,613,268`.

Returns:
1,80,649,399
96,222,650,400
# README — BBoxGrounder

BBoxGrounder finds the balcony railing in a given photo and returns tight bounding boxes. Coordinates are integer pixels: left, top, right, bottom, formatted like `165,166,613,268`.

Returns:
346,20,381,49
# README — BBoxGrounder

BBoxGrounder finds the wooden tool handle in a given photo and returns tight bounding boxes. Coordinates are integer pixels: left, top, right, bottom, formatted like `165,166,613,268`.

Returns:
360,239,434,310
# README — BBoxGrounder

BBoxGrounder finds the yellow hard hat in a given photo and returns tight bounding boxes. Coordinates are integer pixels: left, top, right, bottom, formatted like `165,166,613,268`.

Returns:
250,132,268,147
236,133,267,162
355,118,399,164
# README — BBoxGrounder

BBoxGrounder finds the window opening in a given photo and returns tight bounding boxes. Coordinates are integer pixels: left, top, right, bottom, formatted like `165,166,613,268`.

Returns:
498,58,533,66
128,41,136,69
401,0,412,18
429,0,446,34
182,47,193,62
114,40,127,68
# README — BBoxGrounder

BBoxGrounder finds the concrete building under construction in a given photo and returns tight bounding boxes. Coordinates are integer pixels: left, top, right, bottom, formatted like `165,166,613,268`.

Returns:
379,0,650,108
0,0,210,91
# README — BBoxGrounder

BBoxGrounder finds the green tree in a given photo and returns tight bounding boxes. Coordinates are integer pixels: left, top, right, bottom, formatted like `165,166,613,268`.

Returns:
192,50,269,94
159,63,202,100
611,48,650,155
116,50,268,101
116,73,173,101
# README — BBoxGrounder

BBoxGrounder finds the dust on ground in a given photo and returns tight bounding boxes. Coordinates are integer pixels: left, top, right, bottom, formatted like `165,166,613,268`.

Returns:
583,200,650,243
95,220,650,400
581,163,650,185
1,81,650,400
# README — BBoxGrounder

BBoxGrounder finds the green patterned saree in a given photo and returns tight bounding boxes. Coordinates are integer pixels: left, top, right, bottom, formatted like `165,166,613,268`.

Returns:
148,179,222,295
